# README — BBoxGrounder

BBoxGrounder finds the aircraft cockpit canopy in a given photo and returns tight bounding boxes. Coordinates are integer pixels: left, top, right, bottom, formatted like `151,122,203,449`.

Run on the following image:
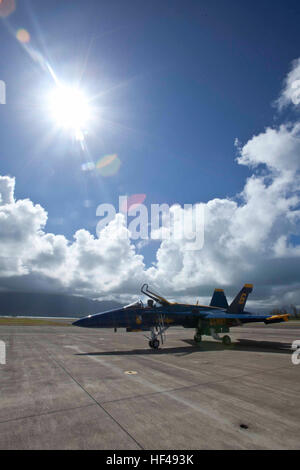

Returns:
141,284,170,306
123,300,144,309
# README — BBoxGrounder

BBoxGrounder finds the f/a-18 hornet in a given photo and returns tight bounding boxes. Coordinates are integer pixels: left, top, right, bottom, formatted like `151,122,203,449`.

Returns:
73,283,289,349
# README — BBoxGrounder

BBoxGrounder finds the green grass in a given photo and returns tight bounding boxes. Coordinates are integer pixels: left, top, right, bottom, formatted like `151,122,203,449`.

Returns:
0,317,72,327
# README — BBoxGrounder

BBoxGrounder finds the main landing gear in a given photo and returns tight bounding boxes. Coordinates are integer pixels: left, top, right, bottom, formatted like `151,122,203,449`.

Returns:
194,332,202,344
222,335,231,346
193,326,232,346
211,328,232,346
194,319,203,345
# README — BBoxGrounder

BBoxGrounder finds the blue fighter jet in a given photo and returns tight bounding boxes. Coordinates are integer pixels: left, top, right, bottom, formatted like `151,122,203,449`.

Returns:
73,283,289,349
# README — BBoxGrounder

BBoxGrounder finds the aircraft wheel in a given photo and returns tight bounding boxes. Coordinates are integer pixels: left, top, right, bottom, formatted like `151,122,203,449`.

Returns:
194,333,202,343
222,335,231,346
152,339,160,349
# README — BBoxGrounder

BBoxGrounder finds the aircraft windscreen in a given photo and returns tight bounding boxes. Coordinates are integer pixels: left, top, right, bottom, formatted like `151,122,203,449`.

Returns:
123,300,143,309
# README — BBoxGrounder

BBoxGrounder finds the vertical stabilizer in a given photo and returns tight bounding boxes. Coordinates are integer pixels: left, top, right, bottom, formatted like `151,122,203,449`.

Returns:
210,289,229,309
227,284,253,314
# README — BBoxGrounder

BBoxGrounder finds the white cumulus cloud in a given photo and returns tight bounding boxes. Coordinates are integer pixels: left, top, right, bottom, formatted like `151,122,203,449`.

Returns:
276,58,300,109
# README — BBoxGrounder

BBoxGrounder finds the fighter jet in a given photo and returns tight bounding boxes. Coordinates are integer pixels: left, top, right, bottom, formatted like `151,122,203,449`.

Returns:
73,283,289,349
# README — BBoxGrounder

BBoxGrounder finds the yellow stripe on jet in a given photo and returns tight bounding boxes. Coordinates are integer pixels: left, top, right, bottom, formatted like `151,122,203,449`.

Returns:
164,318,175,324
266,314,290,322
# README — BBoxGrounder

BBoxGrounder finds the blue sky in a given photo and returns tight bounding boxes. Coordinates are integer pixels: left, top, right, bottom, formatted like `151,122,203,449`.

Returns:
0,0,300,306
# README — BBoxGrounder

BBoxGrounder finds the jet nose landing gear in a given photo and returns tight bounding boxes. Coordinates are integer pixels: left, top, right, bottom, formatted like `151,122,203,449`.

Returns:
149,339,160,349
146,321,169,350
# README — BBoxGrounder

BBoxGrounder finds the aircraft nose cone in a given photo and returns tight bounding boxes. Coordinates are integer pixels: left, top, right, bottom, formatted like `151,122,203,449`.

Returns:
72,314,100,327
72,318,86,327
72,309,122,328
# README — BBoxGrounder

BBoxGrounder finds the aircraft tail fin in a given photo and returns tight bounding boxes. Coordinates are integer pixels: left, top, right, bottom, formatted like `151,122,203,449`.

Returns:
227,284,253,314
210,289,228,309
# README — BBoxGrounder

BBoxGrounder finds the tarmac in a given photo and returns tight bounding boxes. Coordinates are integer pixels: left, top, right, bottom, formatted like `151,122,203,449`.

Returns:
0,321,299,449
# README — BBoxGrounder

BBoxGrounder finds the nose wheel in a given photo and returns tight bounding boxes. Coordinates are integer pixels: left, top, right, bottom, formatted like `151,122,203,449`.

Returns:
145,320,169,350
149,339,160,349
194,333,202,343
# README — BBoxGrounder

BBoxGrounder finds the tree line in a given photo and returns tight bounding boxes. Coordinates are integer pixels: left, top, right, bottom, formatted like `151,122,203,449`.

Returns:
269,305,300,318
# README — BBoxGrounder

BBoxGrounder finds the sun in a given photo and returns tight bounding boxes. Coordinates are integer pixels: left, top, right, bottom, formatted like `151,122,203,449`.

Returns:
47,85,92,141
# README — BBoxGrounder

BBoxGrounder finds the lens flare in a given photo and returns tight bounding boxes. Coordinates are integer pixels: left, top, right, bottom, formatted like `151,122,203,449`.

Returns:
120,194,147,212
0,0,16,18
96,154,121,176
16,29,30,43
81,162,95,172
81,155,121,176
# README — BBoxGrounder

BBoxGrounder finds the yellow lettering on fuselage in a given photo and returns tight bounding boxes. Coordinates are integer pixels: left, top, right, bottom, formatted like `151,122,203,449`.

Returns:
209,318,226,326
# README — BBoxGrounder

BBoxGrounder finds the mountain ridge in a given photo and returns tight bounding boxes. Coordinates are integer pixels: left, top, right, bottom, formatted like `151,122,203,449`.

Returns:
0,292,123,318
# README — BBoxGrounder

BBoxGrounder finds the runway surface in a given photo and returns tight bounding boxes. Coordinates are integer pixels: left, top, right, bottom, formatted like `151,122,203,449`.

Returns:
0,321,299,449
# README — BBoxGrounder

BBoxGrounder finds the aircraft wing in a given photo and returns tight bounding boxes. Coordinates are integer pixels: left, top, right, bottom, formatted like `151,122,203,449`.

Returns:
198,311,290,324
170,308,289,324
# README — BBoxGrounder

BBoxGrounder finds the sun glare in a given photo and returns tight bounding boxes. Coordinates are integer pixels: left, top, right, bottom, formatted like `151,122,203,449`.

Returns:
48,85,92,140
